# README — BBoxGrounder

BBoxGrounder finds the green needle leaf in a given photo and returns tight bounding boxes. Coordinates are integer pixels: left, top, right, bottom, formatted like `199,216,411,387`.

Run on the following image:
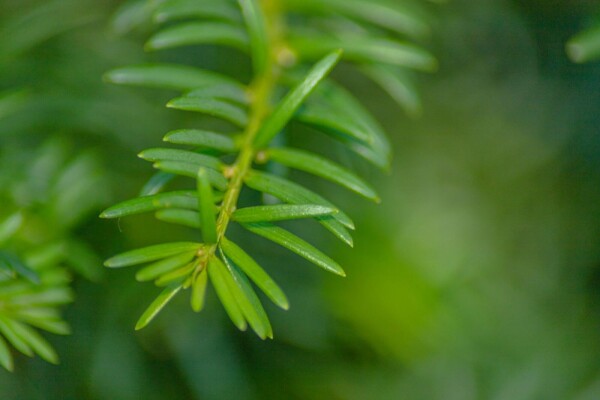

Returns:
245,171,354,246
197,168,217,244
190,269,208,312
0,335,13,371
100,191,200,219
153,161,228,190
360,64,421,117
187,84,249,105
220,237,288,310
154,0,240,24
139,172,176,196
163,129,238,152
135,251,197,282
266,147,380,202
232,204,337,222
208,257,247,331
145,21,249,52
135,283,182,330
139,148,222,170
0,212,23,244
253,50,343,148
167,96,248,128
155,209,201,229
105,242,201,268
237,0,269,74
241,222,346,277
104,63,242,91
0,317,33,357
220,253,272,339
6,320,59,364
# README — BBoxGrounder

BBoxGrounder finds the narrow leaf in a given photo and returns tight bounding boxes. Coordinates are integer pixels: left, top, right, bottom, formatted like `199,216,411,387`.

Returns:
155,209,201,229
266,147,380,201
253,50,343,148
361,64,421,117
136,251,197,282
0,212,23,244
191,269,208,312
135,283,182,330
146,22,248,52
167,96,248,128
139,148,222,170
241,222,346,276
154,0,240,24
104,63,241,91
0,335,13,371
237,0,269,74
187,84,249,105
164,129,237,152
6,320,58,364
208,257,247,330
154,161,228,190
220,237,288,309
105,242,201,268
100,190,199,219
155,262,195,286
139,171,176,196
232,204,337,222
197,168,218,244
0,317,32,357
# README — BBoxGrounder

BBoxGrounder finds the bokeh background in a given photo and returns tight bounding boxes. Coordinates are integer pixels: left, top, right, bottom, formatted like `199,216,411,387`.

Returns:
1,0,600,399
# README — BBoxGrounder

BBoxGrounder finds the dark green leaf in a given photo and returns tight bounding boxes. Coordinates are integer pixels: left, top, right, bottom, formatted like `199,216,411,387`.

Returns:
100,191,200,219
139,148,222,170
104,63,241,91
208,257,247,330
266,147,380,202
361,64,421,117
241,222,345,276
164,129,238,152
154,0,240,24
220,237,288,309
145,22,248,52
232,204,337,222
253,50,343,148
139,172,176,196
153,161,228,190
0,252,40,284
187,84,249,105
111,0,154,35
155,209,201,229
190,269,208,312
105,242,201,268
197,168,218,244
237,0,269,74
135,283,182,330
167,96,248,127
136,251,197,282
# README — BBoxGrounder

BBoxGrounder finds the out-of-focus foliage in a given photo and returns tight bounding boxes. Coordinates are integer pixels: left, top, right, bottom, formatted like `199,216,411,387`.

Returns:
1,0,600,399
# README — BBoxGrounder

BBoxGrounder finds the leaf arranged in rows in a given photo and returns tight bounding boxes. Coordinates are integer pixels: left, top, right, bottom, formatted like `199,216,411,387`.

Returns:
220,237,288,309
284,0,430,39
253,50,343,148
167,96,248,127
110,0,155,35
0,335,12,371
289,32,437,72
237,0,269,74
104,63,244,92
105,242,201,268
0,317,32,357
4,319,59,364
0,251,40,284
139,172,176,196
155,209,201,229
190,269,208,312
164,129,238,153
232,204,337,222
153,161,228,190
240,222,345,276
139,148,222,170
154,0,241,24
135,283,182,330
135,251,197,282
266,147,380,202
361,64,421,117
197,168,218,244
146,22,249,52
155,262,195,286
187,83,249,105
100,190,201,219
221,253,272,339
208,257,247,331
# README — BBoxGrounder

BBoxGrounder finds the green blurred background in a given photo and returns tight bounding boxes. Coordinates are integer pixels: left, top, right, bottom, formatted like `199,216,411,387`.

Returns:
1,0,600,398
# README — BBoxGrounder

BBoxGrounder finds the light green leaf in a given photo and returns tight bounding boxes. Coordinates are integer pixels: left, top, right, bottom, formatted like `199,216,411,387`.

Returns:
136,251,197,282
208,257,247,331
244,171,354,246
100,191,200,219
197,168,218,244
139,172,176,196
154,0,240,24
187,84,249,105
221,253,272,339
155,209,201,229
191,269,208,312
6,320,58,364
0,335,13,371
110,0,154,35
9,288,74,307
0,317,32,357
567,25,600,63
267,147,379,201
164,129,238,152
241,222,346,276
0,212,23,244
135,283,182,330
167,96,248,127
21,318,70,336
105,242,201,268
253,50,343,148
232,204,337,222
146,22,249,52
155,262,195,286
237,0,269,74
153,161,228,190
220,237,288,309
104,63,241,91
139,148,222,170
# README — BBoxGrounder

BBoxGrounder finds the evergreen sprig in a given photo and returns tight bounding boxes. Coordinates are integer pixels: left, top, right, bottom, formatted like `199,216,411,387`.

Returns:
102,0,435,338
